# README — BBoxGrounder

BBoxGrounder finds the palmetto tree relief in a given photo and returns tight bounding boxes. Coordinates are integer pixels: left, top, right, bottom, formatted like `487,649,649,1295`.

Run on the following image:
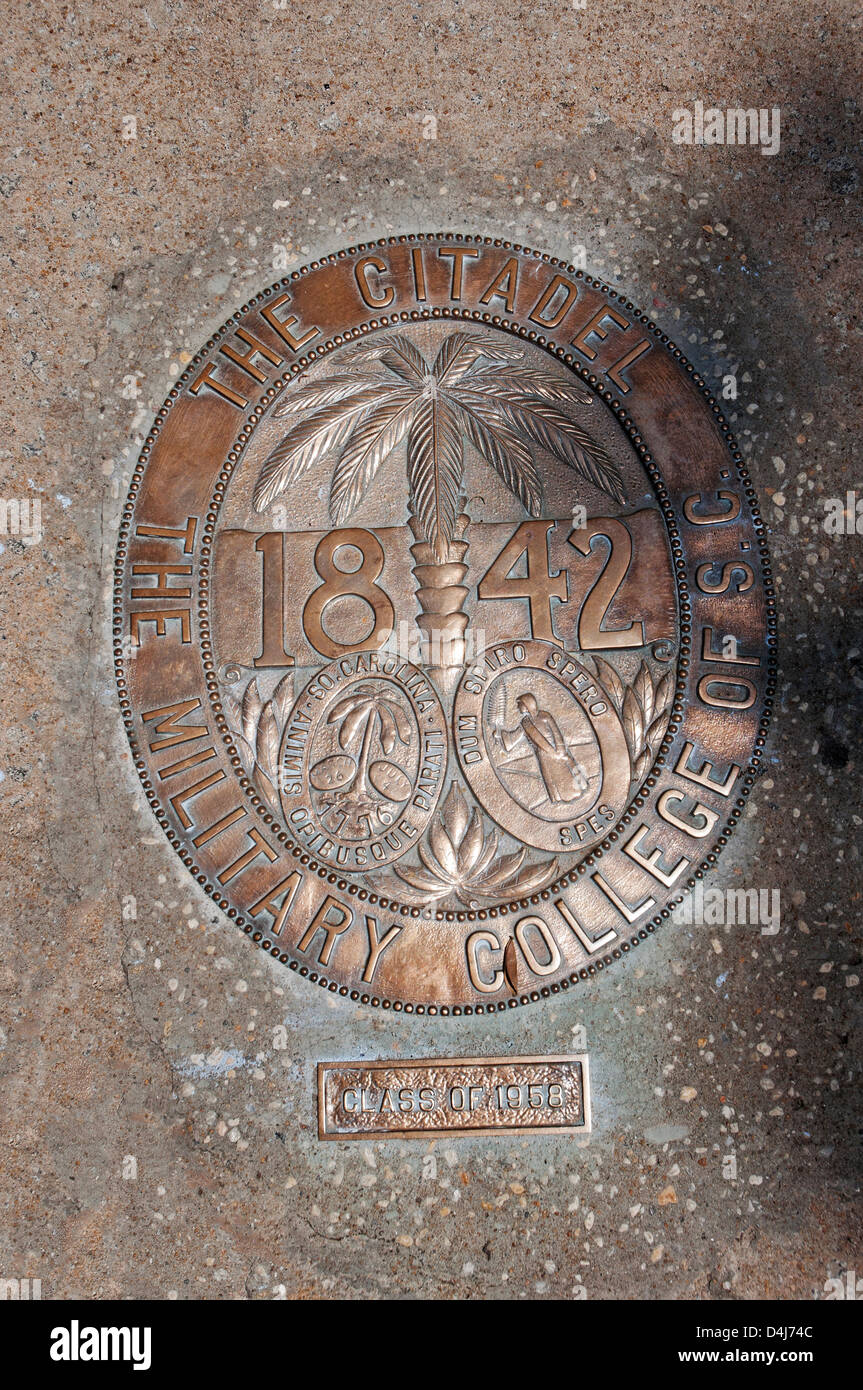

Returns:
310,685,413,834
253,330,625,690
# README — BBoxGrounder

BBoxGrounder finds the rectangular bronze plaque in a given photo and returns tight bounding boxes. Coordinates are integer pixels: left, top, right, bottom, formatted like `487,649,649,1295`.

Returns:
317,1055,590,1139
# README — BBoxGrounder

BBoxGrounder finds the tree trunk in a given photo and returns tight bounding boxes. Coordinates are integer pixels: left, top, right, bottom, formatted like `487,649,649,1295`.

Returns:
352,709,376,796
409,503,470,694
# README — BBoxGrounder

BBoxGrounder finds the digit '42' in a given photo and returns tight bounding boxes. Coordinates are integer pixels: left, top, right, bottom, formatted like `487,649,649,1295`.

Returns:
478,516,646,649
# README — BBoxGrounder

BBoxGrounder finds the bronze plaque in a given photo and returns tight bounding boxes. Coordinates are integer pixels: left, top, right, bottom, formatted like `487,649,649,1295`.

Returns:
317,1055,590,1138
115,234,775,1014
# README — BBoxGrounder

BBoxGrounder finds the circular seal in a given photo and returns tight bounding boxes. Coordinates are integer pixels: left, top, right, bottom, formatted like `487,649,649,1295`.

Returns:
114,233,774,1014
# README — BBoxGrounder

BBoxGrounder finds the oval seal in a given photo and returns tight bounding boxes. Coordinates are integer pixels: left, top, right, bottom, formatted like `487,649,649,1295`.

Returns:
280,651,447,871
453,638,632,853
114,233,774,1013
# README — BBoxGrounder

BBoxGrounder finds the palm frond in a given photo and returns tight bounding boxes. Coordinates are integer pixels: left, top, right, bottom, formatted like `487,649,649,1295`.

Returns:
253,387,381,510
241,679,263,748
273,374,384,419
329,388,419,524
464,827,499,882
490,395,625,504
377,704,397,755
484,857,559,897
456,808,484,874
442,781,470,843
406,395,464,562
340,333,427,382
459,365,593,405
450,392,542,515
337,701,371,749
433,331,522,385
327,692,370,722
372,869,449,902
426,817,458,877
271,671,295,727
488,680,508,727
255,704,280,780
470,846,526,889
634,660,654,729
592,654,625,711
389,701,412,744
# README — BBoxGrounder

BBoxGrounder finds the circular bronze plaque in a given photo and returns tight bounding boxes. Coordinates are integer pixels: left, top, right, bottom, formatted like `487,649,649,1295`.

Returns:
115,234,775,1014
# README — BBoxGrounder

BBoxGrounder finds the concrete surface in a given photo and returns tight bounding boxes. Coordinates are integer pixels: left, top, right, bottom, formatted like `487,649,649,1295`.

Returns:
0,0,860,1299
